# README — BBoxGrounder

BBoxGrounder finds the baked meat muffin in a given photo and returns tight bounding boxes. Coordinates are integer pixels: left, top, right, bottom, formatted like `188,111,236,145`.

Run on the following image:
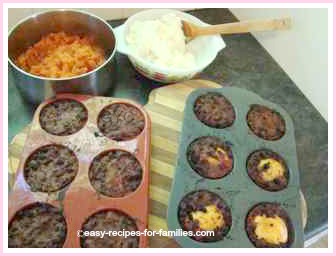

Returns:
8,202,67,248
246,203,293,248
247,104,285,140
24,144,78,192
80,210,139,248
97,103,145,141
89,150,142,197
178,190,232,242
193,92,235,128
187,136,233,179
39,99,88,136
247,150,289,191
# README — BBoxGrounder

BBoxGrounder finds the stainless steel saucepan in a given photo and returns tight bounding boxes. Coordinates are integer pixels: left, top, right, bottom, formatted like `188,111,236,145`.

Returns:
8,9,117,104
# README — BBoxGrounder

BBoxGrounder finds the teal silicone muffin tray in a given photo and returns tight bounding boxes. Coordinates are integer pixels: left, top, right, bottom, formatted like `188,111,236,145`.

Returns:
167,87,304,248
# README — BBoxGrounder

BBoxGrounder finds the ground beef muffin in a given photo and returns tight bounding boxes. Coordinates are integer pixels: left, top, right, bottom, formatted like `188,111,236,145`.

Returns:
24,144,78,192
247,150,289,191
89,150,142,197
97,103,145,141
8,202,67,248
247,104,286,140
178,190,232,242
80,210,139,248
39,99,88,136
246,203,293,248
193,92,235,128
187,136,233,179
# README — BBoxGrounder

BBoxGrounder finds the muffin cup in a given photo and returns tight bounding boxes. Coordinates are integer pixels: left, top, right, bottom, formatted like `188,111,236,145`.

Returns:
167,87,303,248
8,202,67,248
8,94,151,248
178,190,232,242
245,202,294,248
246,149,289,192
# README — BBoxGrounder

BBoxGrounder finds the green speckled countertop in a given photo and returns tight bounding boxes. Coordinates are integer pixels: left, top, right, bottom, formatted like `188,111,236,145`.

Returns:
8,8,327,241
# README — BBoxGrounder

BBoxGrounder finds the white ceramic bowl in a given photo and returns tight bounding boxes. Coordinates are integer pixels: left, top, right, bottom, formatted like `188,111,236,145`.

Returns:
114,9,225,83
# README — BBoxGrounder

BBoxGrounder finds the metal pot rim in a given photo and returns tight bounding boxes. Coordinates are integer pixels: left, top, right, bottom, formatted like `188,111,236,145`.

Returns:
8,9,117,82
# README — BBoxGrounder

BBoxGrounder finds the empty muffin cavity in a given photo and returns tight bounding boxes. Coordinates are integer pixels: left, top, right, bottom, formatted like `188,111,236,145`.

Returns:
193,92,235,128
89,150,143,197
80,209,139,248
245,202,294,248
247,149,289,191
178,190,232,242
97,103,145,141
39,99,88,136
24,144,78,192
187,136,234,179
247,104,286,141
8,202,67,248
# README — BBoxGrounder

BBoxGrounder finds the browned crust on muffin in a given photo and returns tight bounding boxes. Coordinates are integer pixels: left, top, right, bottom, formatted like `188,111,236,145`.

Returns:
97,103,145,141
24,144,78,192
39,99,88,136
80,210,139,248
187,136,233,179
89,150,142,197
193,93,235,128
8,203,67,248
247,104,285,140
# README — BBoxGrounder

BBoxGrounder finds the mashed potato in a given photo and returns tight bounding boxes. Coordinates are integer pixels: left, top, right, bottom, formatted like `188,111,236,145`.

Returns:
126,13,196,69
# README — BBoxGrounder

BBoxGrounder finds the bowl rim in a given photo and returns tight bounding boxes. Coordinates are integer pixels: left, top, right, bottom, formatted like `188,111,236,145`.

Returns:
122,9,225,76
8,9,117,81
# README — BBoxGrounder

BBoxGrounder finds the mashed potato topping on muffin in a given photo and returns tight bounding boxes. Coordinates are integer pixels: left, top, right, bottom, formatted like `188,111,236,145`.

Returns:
254,215,288,245
257,158,285,182
191,204,225,231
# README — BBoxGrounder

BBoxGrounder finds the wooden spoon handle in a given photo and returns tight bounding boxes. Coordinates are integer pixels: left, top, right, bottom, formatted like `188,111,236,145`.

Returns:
195,18,291,36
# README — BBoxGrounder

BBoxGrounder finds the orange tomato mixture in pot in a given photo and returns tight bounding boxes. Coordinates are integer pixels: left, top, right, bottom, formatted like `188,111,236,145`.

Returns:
15,32,105,78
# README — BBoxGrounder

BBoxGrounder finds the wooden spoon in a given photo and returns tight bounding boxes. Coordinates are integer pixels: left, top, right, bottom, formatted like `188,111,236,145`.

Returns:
182,18,291,38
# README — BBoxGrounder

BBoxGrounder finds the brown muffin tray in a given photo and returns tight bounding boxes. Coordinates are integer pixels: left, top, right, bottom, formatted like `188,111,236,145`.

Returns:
8,94,151,248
